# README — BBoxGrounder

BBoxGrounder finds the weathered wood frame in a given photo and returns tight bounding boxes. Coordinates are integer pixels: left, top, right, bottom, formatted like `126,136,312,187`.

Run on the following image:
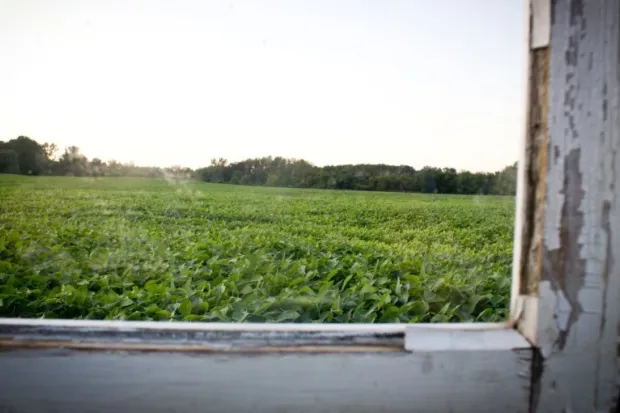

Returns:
0,1,617,411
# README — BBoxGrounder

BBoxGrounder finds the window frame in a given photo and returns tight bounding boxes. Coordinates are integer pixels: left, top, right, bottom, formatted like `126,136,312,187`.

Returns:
0,1,618,412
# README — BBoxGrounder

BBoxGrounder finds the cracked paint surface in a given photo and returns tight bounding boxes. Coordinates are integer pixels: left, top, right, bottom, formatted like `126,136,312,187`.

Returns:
525,0,620,412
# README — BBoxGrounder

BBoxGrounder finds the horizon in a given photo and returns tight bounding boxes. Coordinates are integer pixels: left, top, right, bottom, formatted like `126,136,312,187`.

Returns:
0,1,525,173
3,134,517,174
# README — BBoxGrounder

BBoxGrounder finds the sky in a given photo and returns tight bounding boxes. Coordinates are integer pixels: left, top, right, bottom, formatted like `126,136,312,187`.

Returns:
0,0,525,172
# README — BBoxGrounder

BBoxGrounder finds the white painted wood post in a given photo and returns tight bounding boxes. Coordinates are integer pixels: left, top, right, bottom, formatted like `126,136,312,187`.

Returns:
516,0,620,411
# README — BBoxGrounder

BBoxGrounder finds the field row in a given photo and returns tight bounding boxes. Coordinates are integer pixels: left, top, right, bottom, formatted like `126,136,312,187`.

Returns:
0,176,515,323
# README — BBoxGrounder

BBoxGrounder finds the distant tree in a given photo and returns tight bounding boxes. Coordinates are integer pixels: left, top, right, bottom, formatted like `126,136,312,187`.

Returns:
0,136,48,175
437,168,457,193
58,146,89,176
491,162,518,195
89,158,106,177
230,170,244,184
41,142,58,161
105,160,122,177
192,155,517,196
0,149,20,174
2,135,518,196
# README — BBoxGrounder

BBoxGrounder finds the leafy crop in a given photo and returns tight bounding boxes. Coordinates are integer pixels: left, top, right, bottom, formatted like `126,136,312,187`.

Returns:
0,175,515,323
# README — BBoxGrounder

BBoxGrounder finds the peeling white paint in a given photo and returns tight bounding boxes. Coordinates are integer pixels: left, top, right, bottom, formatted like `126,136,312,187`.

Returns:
537,281,559,358
555,290,571,332
532,1,620,412
405,326,528,352
531,0,551,48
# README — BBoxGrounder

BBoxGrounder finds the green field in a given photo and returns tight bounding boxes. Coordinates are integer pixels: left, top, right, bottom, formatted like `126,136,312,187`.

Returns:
0,175,515,323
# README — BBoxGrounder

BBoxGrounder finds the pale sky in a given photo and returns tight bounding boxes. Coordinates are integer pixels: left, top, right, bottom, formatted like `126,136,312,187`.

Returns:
0,0,525,172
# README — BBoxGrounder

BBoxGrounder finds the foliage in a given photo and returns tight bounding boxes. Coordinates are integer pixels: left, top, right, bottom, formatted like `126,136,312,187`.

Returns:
0,136,52,175
0,136,517,195
0,136,194,180
0,149,19,174
197,157,518,196
0,175,514,323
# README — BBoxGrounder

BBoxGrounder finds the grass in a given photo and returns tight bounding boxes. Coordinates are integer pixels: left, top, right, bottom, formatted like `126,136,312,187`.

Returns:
0,175,515,323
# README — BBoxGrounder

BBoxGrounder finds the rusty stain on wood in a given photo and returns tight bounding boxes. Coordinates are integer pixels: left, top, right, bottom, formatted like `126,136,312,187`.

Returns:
518,28,550,298
517,3,551,410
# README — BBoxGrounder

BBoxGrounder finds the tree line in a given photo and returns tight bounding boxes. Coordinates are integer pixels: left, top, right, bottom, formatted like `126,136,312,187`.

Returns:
0,136,193,180
196,157,517,195
0,136,517,195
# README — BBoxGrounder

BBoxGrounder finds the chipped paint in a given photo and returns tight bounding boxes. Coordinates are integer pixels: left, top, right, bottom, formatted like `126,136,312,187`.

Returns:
524,0,620,412
0,340,403,354
0,320,405,352
404,325,529,352
532,0,551,48
543,148,586,352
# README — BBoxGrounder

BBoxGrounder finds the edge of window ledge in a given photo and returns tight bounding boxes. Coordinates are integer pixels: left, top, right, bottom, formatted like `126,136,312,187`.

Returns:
0,318,530,354
0,317,509,332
